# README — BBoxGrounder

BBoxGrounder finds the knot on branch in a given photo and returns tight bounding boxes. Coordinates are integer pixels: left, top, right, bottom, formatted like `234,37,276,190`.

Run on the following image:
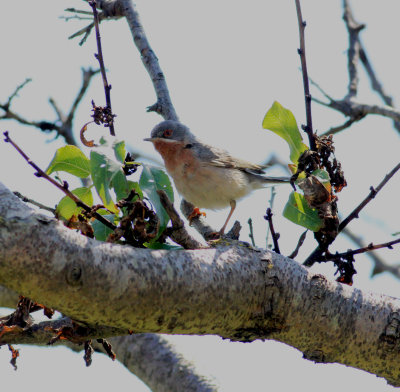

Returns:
379,312,400,353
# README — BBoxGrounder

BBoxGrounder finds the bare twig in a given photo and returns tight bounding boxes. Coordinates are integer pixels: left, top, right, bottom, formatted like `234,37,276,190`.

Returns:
342,0,365,100
0,68,99,146
288,230,307,259
265,186,276,249
342,227,400,279
321,115,366,137
339,161,400,232
13,192,55,214
248,218,256,247
344,0,400,133
89,1,116,136
264,208,280,254
4,78,32,108
3,132,116,231
295,0,316,151
322,237,400,262
311,1,400,136
157,190,205,249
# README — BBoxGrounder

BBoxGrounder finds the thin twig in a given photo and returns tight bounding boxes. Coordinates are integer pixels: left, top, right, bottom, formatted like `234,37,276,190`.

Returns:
295,0,316,151
339,161,400,232
342,226,400,279
89,1,115,136
67,67,101,126
264,208,280,254
3,132,116,231
0,68,99,146
265,186,276,248
288,230,307,259
321,115,366,137
5,78,32,108
322,237,400,262
311,1,400,135
13,192,55,214
248,218,256,247
342,0,365,100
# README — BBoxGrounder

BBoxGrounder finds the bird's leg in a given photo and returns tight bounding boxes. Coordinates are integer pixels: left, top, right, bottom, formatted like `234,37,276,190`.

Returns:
219,200,236,235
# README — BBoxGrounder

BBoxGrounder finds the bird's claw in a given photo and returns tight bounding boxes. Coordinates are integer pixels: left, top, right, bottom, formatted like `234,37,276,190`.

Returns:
188,207,206,225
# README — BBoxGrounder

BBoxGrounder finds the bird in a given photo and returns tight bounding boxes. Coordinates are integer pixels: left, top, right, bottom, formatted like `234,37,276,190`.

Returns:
144,120,290,236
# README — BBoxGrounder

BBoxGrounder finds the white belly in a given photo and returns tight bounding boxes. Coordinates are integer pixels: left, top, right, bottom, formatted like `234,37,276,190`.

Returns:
171,165,254,209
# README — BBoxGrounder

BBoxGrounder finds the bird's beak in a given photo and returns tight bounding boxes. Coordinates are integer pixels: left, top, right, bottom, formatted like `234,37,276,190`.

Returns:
143,137,179,144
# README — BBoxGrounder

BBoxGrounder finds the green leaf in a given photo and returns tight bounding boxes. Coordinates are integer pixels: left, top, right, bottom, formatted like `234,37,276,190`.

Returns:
90,151,122,213
113,140,126,164
139,164,174,237
262,101,309,163
111,170,130,202
92,214,115,242
283,191,324,231
127,181,143,200
55,187,93,220
312,169,330,184
46,145,90,178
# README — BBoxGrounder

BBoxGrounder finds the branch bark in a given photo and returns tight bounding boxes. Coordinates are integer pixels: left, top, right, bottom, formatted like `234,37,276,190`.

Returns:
1,183,400,386
96,0,178,121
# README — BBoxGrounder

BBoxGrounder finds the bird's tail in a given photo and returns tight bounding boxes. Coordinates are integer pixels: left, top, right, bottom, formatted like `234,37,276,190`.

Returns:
261,176,290,184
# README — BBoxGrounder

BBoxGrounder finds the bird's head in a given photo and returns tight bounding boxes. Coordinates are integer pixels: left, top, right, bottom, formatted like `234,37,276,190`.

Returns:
144,120,197,145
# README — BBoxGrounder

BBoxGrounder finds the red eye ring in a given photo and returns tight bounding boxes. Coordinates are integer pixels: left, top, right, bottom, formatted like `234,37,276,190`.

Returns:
163,129,173,137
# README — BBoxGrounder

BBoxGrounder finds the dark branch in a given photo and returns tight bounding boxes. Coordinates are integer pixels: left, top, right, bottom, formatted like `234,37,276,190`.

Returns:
342,227,400,279
289,230,308,259
342,0,365,100
339,161,400,232
0,68,99,146
321,237,400,262
295,0,316,151
89,1,116,136
264,208,280,254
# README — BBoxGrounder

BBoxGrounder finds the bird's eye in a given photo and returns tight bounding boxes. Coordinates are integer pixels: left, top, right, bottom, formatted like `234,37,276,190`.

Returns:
163,129,173,138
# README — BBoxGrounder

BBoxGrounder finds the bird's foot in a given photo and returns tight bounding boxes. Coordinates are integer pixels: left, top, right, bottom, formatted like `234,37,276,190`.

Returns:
188,207,206,225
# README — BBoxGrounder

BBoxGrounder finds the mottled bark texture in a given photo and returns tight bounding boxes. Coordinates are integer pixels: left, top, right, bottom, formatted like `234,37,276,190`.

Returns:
1,182,400,386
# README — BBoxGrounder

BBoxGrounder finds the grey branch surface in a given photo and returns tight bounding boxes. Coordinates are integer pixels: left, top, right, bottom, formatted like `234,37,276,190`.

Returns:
1,183,400,386
97,0,178,121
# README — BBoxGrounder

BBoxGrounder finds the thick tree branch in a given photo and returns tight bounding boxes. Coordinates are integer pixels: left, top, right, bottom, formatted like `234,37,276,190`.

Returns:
1,183,400,386
95,0,178,121
108,334,217,392
0,297,216,392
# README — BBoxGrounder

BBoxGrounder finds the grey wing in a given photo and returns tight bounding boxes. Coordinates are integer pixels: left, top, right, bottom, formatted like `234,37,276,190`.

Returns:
192,143,266,174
